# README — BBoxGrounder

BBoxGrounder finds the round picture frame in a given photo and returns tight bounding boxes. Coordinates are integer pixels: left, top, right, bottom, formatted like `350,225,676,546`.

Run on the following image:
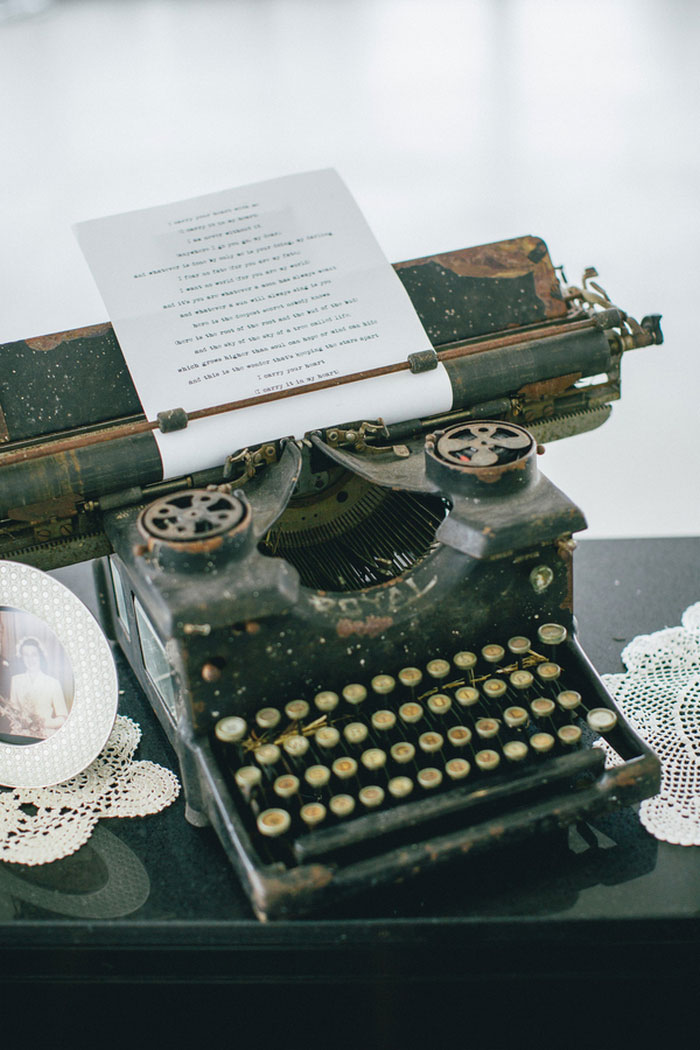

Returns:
0,561,118,788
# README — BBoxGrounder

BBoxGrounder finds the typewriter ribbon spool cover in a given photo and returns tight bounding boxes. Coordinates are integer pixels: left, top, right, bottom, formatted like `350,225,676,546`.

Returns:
0,220,662,917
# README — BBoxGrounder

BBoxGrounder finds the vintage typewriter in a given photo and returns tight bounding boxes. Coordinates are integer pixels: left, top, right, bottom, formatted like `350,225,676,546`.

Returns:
0,236,662,919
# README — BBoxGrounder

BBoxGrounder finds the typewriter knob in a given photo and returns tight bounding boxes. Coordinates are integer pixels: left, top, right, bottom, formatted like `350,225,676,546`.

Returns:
138,488,252,571
424,420,536,494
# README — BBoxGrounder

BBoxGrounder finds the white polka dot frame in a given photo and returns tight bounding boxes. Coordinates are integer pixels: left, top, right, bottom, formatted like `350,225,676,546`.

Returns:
0,561,118,788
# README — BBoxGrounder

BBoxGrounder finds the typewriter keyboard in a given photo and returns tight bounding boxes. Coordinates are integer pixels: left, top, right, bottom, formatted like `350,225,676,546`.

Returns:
213,623,622,864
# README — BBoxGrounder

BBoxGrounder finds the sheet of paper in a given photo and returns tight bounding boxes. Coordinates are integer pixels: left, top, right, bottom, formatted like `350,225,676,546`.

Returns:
74,169,452,477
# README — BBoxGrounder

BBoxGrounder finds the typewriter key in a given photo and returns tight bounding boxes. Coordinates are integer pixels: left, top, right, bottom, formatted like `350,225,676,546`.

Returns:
447,725,472,747
531,698,556,719
417,767,442,790
255,743,281,767
587,708,618,733
329,794,355,818
509,670,534,691
274,774,300,798
507,636,531,656
475,749,500,771
283,734,309,759
215,716,247,744
398,666,423,689
388,775,414,799
372,710,397,733
257,809,291,838
482,678,507,701
418,731,444,754
475,717,500,739
390,741,416,764
300,802,327,828
454,651,477,671
359,785,385,809
235,765,262,794
531,732,555,754
503,706,529,729
537,623,568,646
426,659,451,681
455,686,480,708
503,741,528,762
344,722,369,746
315,690,339,713
428,693,452,716
342,683,367,706
482,644,505,664
332,756,358,780
536,662,561,683
305,764,331,788
557,690,582,711
285,699,310,721
361,748,387,771
445,757,471,780
399,702,423,725
315,726,341,749
371,674,396,696
558,724,582,747
256,707,281,730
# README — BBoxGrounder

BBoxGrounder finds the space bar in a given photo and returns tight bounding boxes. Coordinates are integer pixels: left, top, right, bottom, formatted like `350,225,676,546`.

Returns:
292,746,604,864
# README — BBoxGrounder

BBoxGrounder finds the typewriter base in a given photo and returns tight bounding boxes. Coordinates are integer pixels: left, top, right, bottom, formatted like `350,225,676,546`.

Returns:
95,547,660,920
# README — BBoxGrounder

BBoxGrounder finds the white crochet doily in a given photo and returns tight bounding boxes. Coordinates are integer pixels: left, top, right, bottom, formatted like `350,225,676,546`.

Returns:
602,601,700,846
0,714,180,865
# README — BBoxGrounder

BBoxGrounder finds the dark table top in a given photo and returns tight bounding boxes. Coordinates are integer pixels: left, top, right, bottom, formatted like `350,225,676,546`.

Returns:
2,537,699,1040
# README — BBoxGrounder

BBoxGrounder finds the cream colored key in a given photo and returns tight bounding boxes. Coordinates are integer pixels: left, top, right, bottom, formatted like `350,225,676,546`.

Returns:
215,716,247,743
274,774,300,798
329,794,355,818
475,749,500,771
428,693,452,716
398,667,423,689
426,658,451,681
359,785,385,809
371,674,396,696
256,707,281,730
453,651,477,671
314,690,339,713
257,809,291,837
300,802,327,828
417,767,443,789
342,683,367,706
285,699,309,721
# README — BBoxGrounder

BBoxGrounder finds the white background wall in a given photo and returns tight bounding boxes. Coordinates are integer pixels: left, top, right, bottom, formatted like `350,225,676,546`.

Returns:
1,0,698,537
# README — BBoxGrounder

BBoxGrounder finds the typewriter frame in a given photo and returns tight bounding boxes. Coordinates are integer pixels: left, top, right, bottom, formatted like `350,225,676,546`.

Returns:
94,426,660,921
1,234,663,920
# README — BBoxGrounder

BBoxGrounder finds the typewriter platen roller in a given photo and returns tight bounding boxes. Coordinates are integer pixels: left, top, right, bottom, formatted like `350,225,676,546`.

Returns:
0,235,662,919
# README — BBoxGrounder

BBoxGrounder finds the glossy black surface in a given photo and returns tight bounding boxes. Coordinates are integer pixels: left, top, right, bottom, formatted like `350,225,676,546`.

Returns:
2,538,699,1039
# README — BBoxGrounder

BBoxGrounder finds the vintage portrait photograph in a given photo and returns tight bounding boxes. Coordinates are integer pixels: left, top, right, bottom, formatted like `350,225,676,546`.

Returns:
0,605,75,745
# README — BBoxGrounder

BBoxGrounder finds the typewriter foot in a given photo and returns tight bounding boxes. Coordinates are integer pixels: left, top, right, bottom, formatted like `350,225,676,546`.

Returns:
185,803,210,828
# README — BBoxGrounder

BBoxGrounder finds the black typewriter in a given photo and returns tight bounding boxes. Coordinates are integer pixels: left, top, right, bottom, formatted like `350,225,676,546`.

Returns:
0,235,662,919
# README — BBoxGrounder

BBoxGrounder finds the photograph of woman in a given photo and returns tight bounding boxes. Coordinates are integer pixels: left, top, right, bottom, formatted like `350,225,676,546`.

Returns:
0,610,74,744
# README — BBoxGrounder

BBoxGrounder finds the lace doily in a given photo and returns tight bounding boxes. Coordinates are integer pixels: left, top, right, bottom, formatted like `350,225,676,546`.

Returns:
602,601,700,846
0,714,180,865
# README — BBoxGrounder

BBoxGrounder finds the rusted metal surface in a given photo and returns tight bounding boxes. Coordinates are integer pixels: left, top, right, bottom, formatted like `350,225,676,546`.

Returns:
24,322,113,353
517,372,582,401
395,236,568,344
0,403,9,444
